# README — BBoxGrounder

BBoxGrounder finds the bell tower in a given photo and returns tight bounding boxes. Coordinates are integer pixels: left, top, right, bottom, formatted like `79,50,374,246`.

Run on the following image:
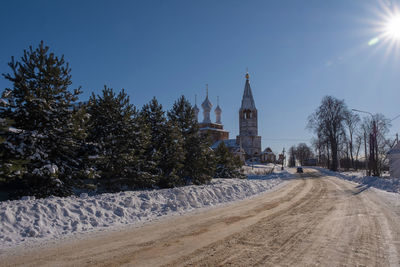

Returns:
236,72,261,159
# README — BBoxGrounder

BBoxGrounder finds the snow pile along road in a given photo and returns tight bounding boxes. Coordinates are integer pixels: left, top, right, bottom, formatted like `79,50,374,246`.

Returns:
247,168,294,180
315,167,400,193
0,174,291,249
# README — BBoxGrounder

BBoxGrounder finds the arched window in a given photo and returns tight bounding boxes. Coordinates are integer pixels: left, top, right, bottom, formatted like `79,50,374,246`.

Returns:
243,109,252,119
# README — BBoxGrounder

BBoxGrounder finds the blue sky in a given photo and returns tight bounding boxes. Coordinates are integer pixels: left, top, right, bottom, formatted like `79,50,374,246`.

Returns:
1,0,400,154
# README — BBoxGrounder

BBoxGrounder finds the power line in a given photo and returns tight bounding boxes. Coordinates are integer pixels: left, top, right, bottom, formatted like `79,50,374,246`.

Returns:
261,138,311,142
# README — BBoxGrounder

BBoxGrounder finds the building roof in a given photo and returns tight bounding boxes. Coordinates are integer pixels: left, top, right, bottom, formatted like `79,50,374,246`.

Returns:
211,139,240,150
201,86,213,111
240,73,256,110
215,96,222,114
199,126,228,132
389,142,400,154
201,96,212,110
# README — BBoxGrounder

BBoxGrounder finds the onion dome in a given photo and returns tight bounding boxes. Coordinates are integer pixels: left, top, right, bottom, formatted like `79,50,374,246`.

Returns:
214,96,222,124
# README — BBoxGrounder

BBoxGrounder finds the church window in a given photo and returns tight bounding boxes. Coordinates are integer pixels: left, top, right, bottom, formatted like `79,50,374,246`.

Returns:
243,109,252,119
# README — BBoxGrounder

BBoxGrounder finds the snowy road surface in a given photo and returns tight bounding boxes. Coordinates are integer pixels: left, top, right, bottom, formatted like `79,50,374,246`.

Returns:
1,168,400,266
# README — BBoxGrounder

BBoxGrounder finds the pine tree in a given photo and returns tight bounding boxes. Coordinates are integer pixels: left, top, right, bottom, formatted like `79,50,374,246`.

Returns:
86,86,146,191
140,97,187,188
139,97,166,186
0,41,82,198
190,137,215,184
70,102,92,182
214,142,245,178
168,96,215,185
158,121,185,188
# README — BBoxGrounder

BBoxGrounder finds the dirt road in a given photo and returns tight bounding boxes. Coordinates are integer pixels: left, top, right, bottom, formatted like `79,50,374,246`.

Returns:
2,169,400,266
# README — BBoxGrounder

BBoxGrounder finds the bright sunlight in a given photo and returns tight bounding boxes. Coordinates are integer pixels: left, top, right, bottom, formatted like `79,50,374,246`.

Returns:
385,14,400,40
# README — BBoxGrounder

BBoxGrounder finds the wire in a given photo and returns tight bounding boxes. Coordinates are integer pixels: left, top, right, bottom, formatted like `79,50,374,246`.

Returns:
261,138,310,142
391,114,400,121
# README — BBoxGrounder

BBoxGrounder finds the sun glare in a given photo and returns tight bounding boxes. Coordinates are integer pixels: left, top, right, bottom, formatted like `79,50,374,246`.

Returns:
385,14,400,40
366,3,400,57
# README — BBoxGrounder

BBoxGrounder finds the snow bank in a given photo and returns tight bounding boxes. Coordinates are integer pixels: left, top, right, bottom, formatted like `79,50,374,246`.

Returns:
0,173,291,249
242,163,276,176
314,167,400,193
247,167,294,180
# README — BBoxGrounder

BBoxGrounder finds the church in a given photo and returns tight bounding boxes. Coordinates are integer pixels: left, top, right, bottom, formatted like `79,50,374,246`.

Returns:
196,72,262,161
194,86,229,144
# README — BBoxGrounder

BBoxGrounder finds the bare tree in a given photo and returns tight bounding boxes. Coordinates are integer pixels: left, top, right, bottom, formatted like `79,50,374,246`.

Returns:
373,114,392,174
288,146,297,167
344,111,360,169
311,138,321,164
360,114,392,175
307,96,348,171
311,131,330,168
354,133,363,169
296,143,313,166
338,128,349,169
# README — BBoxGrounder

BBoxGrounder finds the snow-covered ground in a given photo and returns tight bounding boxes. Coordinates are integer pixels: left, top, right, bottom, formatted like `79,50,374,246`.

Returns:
243,163,289,177
0,170,294,250
314,167,400,194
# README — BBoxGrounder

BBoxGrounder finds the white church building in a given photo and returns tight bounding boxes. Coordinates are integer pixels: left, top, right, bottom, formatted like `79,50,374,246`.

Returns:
388,142,400,178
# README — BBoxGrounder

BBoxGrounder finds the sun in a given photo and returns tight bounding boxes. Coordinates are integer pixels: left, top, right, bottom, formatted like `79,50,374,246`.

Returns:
385,14,400,40
364,3,400,58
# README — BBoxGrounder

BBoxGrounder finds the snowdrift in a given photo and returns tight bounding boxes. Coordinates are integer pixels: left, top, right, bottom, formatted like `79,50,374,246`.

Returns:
0,173,292,249
314,167,400,193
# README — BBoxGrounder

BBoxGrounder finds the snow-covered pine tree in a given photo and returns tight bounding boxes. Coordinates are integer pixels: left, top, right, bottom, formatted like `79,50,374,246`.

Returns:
86,86,145,191
0,93,18,192
189,136,216,184
0,41,82,198
70,102,91,181
157,120,185,188
168,96,215,185
139,98,164,186
214,142,245,178
139,97,170,187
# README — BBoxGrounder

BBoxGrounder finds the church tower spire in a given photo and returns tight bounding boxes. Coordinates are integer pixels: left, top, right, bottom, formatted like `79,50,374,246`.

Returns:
241,71,256,110
201,84,213,123
193,94,200,121
236,71,261,159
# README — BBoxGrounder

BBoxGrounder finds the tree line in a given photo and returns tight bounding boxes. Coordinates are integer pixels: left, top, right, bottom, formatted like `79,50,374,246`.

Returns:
306,95,393,174
0,42,242,199
287,143,314,167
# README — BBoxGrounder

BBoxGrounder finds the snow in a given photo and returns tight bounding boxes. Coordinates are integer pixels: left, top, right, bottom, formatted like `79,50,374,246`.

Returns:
243,163,285,177
314,167,400,193
0,171,293,250
211,139,239,150
44,164,58,174
371,187,400,215
8,127,22,133
0,98,8,106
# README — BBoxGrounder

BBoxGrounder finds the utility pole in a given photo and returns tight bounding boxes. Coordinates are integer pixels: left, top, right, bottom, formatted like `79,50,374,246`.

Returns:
369,132,375,176
373,120,379,176
353,109,379,177
364,131,368,176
